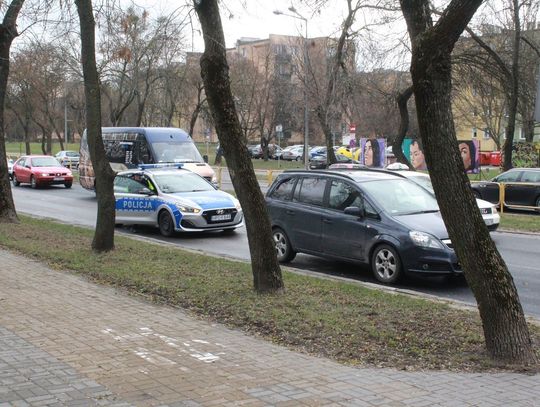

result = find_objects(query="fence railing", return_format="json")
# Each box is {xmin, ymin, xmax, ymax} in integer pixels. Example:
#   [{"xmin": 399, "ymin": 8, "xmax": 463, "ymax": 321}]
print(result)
[{"xmin": 213, "ymin": 167, "xmax": 283, "ymax": 190}]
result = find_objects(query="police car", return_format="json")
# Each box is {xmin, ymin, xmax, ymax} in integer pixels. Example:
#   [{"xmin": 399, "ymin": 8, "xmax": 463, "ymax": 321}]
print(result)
[{"xmin": 114, "ymin": 165, "xmax": 243, "ymax": 236}]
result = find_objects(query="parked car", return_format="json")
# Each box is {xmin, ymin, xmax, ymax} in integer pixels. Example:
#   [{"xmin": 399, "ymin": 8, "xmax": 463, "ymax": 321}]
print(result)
[
  {"xmin": 246, "ymin": 144, "xmax": 259, "ymax": 158},
  {"xmin": 55, "ymin": 150, "xmax": 80, "ymax": 169},
  {"xmin": 308, "ymin": 146, "xmax": 328, "ymax": 159},
  {"xmin": 281, "ymin": 146, "xmax": 304, "ymax": 161},
  {"xmin": 266, "ymin": 169, "xmax": 461, "ymax": 284},
  {"xmin": 7, "ymin": 158, "xmax": 13, "ymax": 180},
  {"xmin": 271, "ymin": 145, "xmax": 284, "ymax": 160},
  {"xmin": 385, "ymin": 170, "xmax": 500, "ymax": 230},
  {"xmin": 309, "ymin": 153, "xmax": 358, "ymax": 169},
  {"xmin": 335, "ymin": 146, "xmax": 353, "ymax": 159},
  {"xmin": 12, "ymin": 155, "xmax": 74, "ymax": 189},
  {"xmin": 470, "ymin": 168, "xmax": 540, "ymax": 211},
  {"xmin": 114, "ymin": 165, "xmax": 243, "ymax": 236},
  {"xmin": 250, "ymin": 144, "xmax": 280, "ymax": 159}
]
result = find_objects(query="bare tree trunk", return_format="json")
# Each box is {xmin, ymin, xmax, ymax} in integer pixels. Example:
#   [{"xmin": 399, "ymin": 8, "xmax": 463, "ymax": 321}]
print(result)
[
  {"xmin": 189, "ymin": 85, "xmax": 205, "ymax": 136},
  {"xmin": 502, "ymin": 0, "xmax": 521, "ymax": 171},
  {"xmin": 0, "ymin": 0, "xmax": 24, "ymax": 223},
  {"xmin": 401, "ymin": 0, "xmax": 536, "ymax": 365},
  {"xmin": 523, "ymin": 118, "xmax": 535, "ymax": 142},
  {"xmin": 76, "ymin": 0, "xmax": 116, "ymax": 252},
  {"xmin": 394, "ymin": 86, "xmax": 414, "ymax": 169},
  {"xmin": 194, "ymin": 0, "xmax": 284, "ymax": 294},
  {"xmin": 313, "ymin": 0, "xmax": 357, "ymax": 165}
]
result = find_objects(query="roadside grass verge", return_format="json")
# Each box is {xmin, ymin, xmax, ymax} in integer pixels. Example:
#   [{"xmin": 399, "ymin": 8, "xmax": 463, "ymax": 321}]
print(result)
[
  {"xmin": 1, "ymin": 216, "xmax": 539, "ymax": 372},
  {"xmin": 500, "ymin": 212, "xmax": 540, "ymax": 233}
]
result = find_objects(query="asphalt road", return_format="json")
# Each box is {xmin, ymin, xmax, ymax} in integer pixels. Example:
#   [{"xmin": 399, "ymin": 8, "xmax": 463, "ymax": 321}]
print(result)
[{"xmin": 10, "ymin": 183, "xmax": 540, "ymax": 318}]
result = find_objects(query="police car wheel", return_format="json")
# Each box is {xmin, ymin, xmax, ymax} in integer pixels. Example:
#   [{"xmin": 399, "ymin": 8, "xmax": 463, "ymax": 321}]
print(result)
[{"xmin": 158, "ymin": 211, "xmax": 175, "ymax": 237}]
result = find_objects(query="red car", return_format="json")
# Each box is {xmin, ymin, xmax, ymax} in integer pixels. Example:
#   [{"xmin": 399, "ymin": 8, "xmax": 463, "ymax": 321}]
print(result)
[{"xmin": 12, "ymin": 155, "xmax": 74, "ymax": 189}]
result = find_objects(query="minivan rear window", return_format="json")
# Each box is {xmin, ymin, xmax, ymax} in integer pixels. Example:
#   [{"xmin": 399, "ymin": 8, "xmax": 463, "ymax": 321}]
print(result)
[{"xmin": 270, "ymin": 177, "xmax": 297, "ymax": 201}]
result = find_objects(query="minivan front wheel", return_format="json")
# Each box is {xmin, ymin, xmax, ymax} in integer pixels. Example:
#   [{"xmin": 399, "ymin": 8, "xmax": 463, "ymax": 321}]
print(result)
[
  {"xmin": 371, "ymin": 244, "xmax": 402, "ymax": 284},
  {"xmin": 273, "ymin": 228, "xmax": 296, "ymax": 262}
]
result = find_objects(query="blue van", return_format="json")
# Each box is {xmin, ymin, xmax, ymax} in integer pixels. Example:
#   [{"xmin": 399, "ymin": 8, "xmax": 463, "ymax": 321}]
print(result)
[{"xmin": 266, "ymin": 169, "xmax": 461, "ymax": 284}]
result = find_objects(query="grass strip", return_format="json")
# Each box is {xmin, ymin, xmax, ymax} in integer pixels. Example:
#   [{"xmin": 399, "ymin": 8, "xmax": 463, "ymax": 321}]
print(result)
[
  {"xmin": 500, "ymin": 212, "xmax": 540, "ymax": 233},
  {"xmin": 0, "ymin": 216, "xmax": 538, "ymax": 372}
]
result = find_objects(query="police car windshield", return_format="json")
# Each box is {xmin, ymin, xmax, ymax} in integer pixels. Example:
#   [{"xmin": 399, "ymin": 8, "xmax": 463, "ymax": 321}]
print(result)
[
  {"xmin": 153, "ymin": 172, "xmax": 214, "ymax": 193},
  {"xmin": 153, "ymin": 142, "xmax": 204, "ymax": 163}
]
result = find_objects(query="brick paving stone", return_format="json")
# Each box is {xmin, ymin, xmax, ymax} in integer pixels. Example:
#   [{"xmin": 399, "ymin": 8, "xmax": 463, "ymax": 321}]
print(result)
[{"xmin": 1, "ymin": 249, "xmax": 539, "ymax": 406}]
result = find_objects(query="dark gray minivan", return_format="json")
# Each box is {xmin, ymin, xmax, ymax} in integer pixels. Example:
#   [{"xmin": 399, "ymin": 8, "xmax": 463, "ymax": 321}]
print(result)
[{"xmin": 265, "ymin": 169, "xmax": 461, "ymax": 283}]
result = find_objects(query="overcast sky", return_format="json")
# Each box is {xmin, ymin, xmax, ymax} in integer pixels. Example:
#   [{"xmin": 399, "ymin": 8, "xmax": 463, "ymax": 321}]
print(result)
[{"xmin": 135, "ymin": 0, "xmax": 348, "ymax": 51}]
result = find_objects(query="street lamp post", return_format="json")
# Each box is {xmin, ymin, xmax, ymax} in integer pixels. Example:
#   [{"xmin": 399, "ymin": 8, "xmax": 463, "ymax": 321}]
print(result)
[{"xmin": 274, "ymin": 7, "xmax": 309, "ymax": 169}]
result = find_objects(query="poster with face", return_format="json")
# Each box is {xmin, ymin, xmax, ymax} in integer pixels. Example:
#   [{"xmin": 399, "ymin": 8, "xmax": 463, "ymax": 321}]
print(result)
[
  {"xmin": 360, "ymin": 138, "xmax": 385, "ymax": 168},
  {"xmin": 402, "ymin": 138, "xmax": 479, "ymax": 173},
  {"xmin": 404, "ymin": 138, "xmax": 428, "ymax": 171},
  {"xmin": 458, "ymin": 139, "xmax": 479, "ymax": 173}
]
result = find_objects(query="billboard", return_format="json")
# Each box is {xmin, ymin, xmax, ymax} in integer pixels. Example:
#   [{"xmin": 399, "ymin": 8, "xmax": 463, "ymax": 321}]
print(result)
[
  {"xmin": 402, "ymin": 138, "xmax": 480, "ymax": 173},
  {"xmin": 359, "ymin": 138, "xmax": 385, "ymax": 168}
]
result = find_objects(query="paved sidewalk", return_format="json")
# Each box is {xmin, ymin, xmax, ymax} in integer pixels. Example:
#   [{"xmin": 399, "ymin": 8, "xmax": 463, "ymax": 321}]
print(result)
[{"xmin": 0, "ymin": 250, "xmax": 538, "ymax": 407}]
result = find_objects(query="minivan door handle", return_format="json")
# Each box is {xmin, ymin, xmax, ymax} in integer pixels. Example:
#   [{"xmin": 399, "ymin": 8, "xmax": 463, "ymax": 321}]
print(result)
[
  {"xmin": 323, "ymin": 218, "xmax": 332, "ymax": 224},
  {"xmin": 286, "ymin": 210, "xmax": 295, "ymax": 216}
]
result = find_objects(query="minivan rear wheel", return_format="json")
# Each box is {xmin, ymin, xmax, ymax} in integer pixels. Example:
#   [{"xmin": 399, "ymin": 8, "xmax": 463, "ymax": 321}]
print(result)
[
  {"xmin": 371, "ymin": 244, "xmax": 402, "ymax": 284},
  {"xmin": 273, "ymin": 228, "xmax": 296, "ymax": 262}
]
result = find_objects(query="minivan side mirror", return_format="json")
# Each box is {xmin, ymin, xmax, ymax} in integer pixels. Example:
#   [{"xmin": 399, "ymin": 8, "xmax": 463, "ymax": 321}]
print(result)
[{"xmin": 344, "ymin": 206, "xmax": 366, "ymax": 218}]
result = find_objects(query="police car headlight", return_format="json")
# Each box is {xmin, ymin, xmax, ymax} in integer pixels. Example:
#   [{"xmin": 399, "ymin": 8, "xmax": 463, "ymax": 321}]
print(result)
[
  {"xmin": 233, "ymin": 198, "xmax": 241, "ymax": 211},
  {"xmin": 176, "ymin": 203, "xmax": 201, "ymax": 213}
]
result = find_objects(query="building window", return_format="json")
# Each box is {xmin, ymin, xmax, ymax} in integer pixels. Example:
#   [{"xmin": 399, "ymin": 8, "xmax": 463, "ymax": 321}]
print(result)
[
  {"xmin": 472, "ymin": 127, "xmax": 477, "ymax": 138},
  {"xmin": 519, "ymin": 128, "xmax": 525, "ymax": 140},
  {"xmin": 483, "ymin": 128, "xmax": 491, "ymax": 140}
]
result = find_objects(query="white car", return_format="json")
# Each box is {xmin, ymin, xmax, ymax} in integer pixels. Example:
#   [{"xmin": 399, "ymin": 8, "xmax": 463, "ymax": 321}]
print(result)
[
  {"xmin": 387, "ymin": 170, "xmax": 499, "ymax": 231},
  {"xmin": 281, "ymin": 146, "xmax": 304, "ymax": 161},
  {"xmin": 7, "ymin": 158, "xmax": 14, "ymax": 179}
]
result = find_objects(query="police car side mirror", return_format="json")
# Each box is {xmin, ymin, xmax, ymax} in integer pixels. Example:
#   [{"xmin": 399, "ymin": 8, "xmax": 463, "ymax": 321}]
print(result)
[{"xmin": 140, "ymin": 187, "xmax": 154, "ymax": 195}]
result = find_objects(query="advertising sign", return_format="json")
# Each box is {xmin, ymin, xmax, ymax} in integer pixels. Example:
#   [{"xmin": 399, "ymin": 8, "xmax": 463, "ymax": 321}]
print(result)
[{"xmin": 359, "ymin": 138, "xmax": 385, "ymax": 168}]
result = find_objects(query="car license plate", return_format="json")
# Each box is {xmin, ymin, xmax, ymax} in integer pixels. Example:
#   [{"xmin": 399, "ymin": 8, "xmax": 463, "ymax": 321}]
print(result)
[
  {"xmin": 484, "ymin": 219, "xmax": 494, "ymax": 225},
  {"xmin": 211, "ymin": 214, "xmax": 231, "ymax": 221},
  {"xmin": 53, "ymin": 177, "xmax": 64, "ymax": 181}
]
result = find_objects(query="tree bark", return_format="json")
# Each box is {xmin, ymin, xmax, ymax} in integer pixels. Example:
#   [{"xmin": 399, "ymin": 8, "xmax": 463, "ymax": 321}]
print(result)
[
  {"xmin": 194, "ymin": 0, "xmax": 284, "ymax": 294},
  {"xmin": 76, "ymin": 0, "xmax": 116, "ymax": 252},
  {"xmin": 394, "ymin": 85, "xmax": 414, "ymax": 169},
  {"xmin": 401, "ymin": 0, "xmax": 536, "ymax": 365},
  {"xmin": 0, "ymin": 0, "xmax": 24, "ymax": 224}
]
